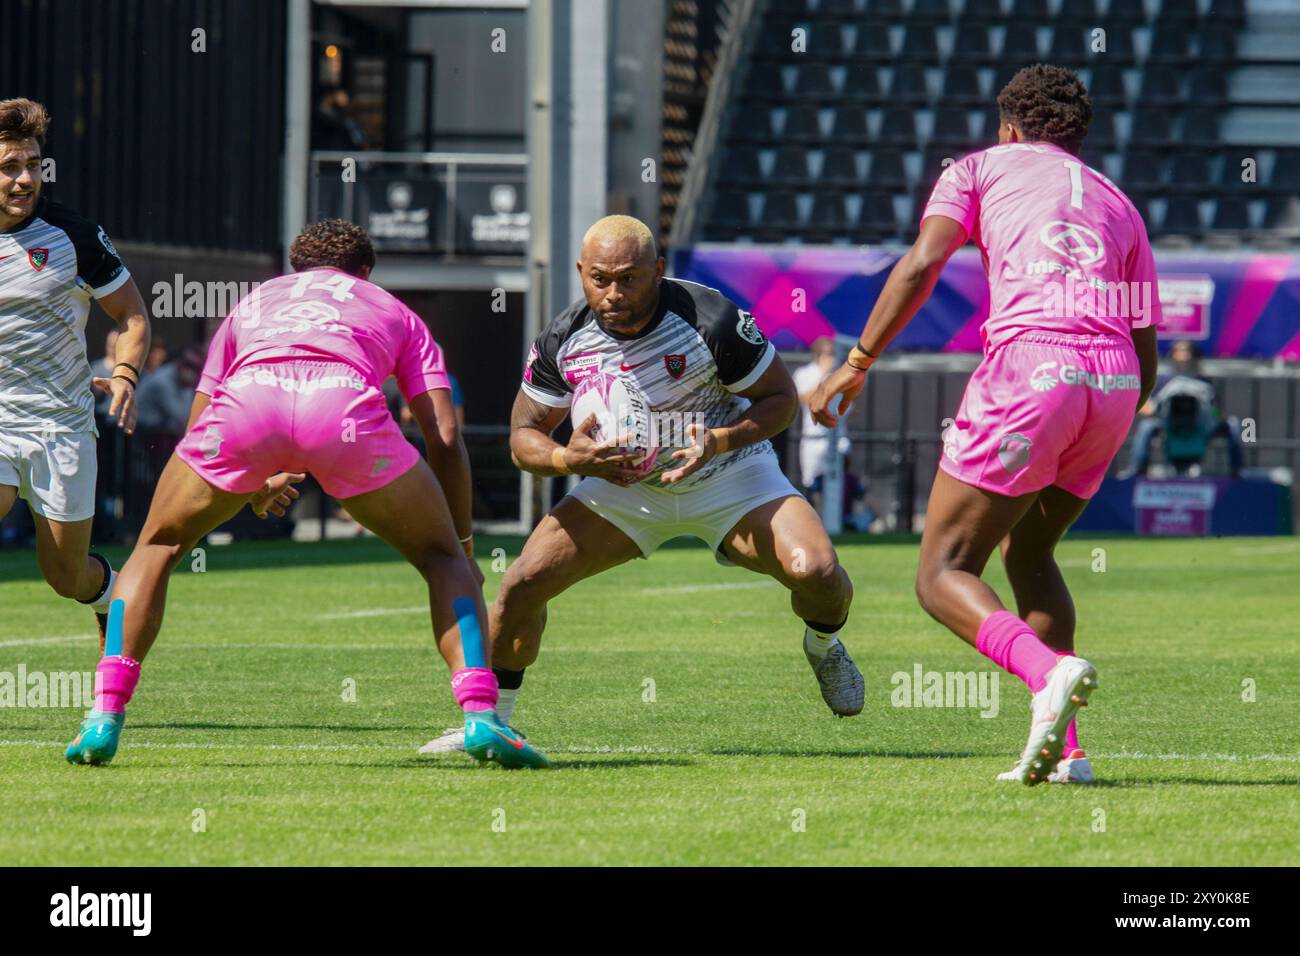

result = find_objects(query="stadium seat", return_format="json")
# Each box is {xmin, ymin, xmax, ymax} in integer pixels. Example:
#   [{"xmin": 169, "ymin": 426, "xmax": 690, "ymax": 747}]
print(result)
[
  {"xmin": 811, "ymin": 23, "xmax": 848, "ymax": 57},
  {"xmin": 773, "ymin": 146, "xmax": 812, "ymax": 184},
  {"xmin": 951, "ymin": 25, "xmax": 993, "ymax": 63},
  {"xmin": 758, "ymin": 20, "xmax": 800, "ymax": 57},
  {"xmin": 744, "ymin": 63, "xmax": 786, "ymax": 101},
  {"xmin": 712, "ymin": 190, "xmax": 753, "ymax": 229},
  {"xmin": 1169, "ymin": 152, "xmax": 1213, "ymax": 193},
  {"xmin": 909, "ymin": 0, "xmax": 951, "ymax": 22},
  {"xmin": 1138, "ymin": 66, "xmax": 1183, "ymax": 106},
  {"xmin": 1206, "ymin": 0, "xmax": 1246, "ymax": 28},
  {"xmin": 1047, "ymin": 26, "xmax": 1088, "ymax": 66},
  {"xmin": 1149, "ymin": 26, "xmax": 1194, "ymax": 65},
  {"xmin": 794, "ymin": 63, "xmax": 835, "ymax": 98},
  {"xmin": 761, "ymin": 191, "xmax": 801, "ymax": 230},
  {"xmin": 900, "ymin": 24, "xmax": 940, "ymax": 61},
  {"xmin": 1002, "ymin": 24, "xmax": 1041, "ymax": 60},
  {"xmin": 1101, "ymin": 4, "xmax": 1145, "ymax": 28},
  {"xmin": 821, "ymin": 147, "xmax": 863, "ymax": 184},
  {"xmin": 878, "ymin": 107, "xmax": 918, "ymax": 144},
  {"xmin": 1269, "ymin": 149, "xmax": 1300, "ymax": 189},
  {"xmin": 931, "ymin": 107, "xmax": 972, "ymax": 146},
  {"xmin": 1086, "ymin": 109, "xmax": 1118, "ymax": 149},
  {"xmin": 769, "ymin": 0, "xmax": 813, "ymax": 15},
  {"xmin": 1188, "ymin": 69, "xmax": 1228, "ymax": 107},
  {"xmin": 1091, "ymin": 26, "xmax": 1135, "ymax": 65},
  {"xmin": 726, "ymin": 149, "xmax": 765, "ymax": 185},
  {"xmin": 1162, "ymin": 196, "xmax": 1204, "ymax": 236},
  {"xmin": 842, "ymin": 64, "xmax": 883, "ymax": 102},
  {"xmin": 1215, "ymin": 150, "xmax": 1258, "ymax": 192},
  {"xmin": 887, "ymin": 64, "xmax": 931, "ymax": 104},
  {"xmin": 1124, "ymin": 150, "xmax": 1167, "ymax": 193},
  {"xmin": 1262, "ymin": 196, "xmax": 1300, "ymax": 233},
  {"xmin": 1126, "ymin": 191, "xmax": 1153, "ymax": 228},
  {"xmin": 1198, "ymin": 29, "xmax": 1237, "ymax": 63},
  {"xmin": 1128, "ymin": 108, "xmax": 1171, "ymax": 146},
  {"xmin": 941, "ymin": 64, "xmax": 985, "ymax": 105},
  {"xmin": 829, "ymin": 107, "xmax": 870, "ymax": 144},
  {"xmin": 782, "ymin": 106, "xmax": 823, "ymax": 142},
  {"xmin": 867, "ymin": 148, "xmax": 909, "ymax": 188},
  {"xmin": 1088, "ymin": 67, "xmax": 1128, "ymax": 108},
  {"xmin": 1154, "ymin": 0, "xmax": 1201, "ymax": 27},
  {"xmin": 810, "ymin": 192, "xmax": 849, "ymax": 234},
  {"xmin": 957, "ymin": 0, "xmax": 1006, "ymax": 24},
  {"xmin": 731, "ymin": 104, "xmax": 773, "ymax": 142},
  {"xmin": 821, "ymin": 0, "xmax": 861, "ymax": 15},
  {"xmin": 1182, "ymin": 109, "xmax": 1220, "ymax": 147},
  {"xmin": 1010, "ymin": 0, "xmax": 1049, "ymax": 19},
  {"xmin": 864, "ymin": 0, "xmax": 904, "ymax": 19},
  {"xmin": 853, "ymin": 24, "xmax": 894, "ymax": 58},
  {"xmin": 856, "ymin": 191, "xmax": 899, "ymax": 239},
  {"xmin": 1052, "ymin": 0, "xmax": 1099, "ymax": 25},
  {"xmin": 1211, "ymin": 196, "xmax": 1252, "ymax": 231},
  {"xmin": 922, "ymin": 146, "xmax": 959, "ymax": 187}
]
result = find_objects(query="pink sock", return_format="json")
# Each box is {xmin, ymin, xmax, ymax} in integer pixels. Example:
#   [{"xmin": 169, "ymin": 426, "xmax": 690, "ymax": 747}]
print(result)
[
  {"xmin": 1055, "ymin": 650, "xmax": 1082, "ymax": 752},
  {"xmin": 450, "ymin": 667, "xmax": 498, "ymax": 715},
  {"xmin": 975, "ymin": 611, "xmax": 1059, "ymax": 693},
  {"xmin": 94, "ymin": 656, "xmax": 141, "ymax": 713}
]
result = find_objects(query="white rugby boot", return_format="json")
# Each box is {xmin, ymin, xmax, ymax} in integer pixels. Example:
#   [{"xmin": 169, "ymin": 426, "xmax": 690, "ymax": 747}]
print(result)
[
  {"xmin": 805, "ymin": 640, "xmax": 865, "ymax": 716},
  {"xmin": 1048, "ymin": 749, "xmax": 1095, "ymax": 784},
  {"xmin": 418, "ymin": 726, "xmax": 466, "ymax": 754},
  {"xmin": 998, "ymin": 655, "xmax": 1098, "ymax": 786}
]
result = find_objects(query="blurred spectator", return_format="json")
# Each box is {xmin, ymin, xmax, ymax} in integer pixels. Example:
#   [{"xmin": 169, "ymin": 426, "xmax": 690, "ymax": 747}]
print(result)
[
  {"xmin": 1122, "ymin": 340, "xmax": 1244, "ymax": 478},
  {"xmin": 145, "ymin": 335, "xmax": 169, "ymax": 374},
  {"xmin": 92, "ymin": 329, "xmax": 119, "ymax": 418},
  {"xmin": 313, "ymin": 85, "xmax": 366, "ymax": 151},
  {"xmin": 135, "ymin": 345, "xmax": 205, "ymax": 436},
  {"xmin": 792, "ymin": 337, "xmax": 837, "ymax": 489}
]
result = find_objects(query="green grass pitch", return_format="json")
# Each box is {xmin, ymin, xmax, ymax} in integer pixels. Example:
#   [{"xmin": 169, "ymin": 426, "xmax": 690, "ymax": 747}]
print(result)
[{"xmin": 1, "ymin": 533, "xmax": 1296, "ymax": 866}]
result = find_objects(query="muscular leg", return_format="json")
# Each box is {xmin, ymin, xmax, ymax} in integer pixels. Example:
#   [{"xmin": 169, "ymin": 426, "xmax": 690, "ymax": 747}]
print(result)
[
  {"xmin": 340, "ymin": 460, "xmax": 487, "ymax": 673},
  {"xmin": 31, "ymin": 514, "xmax": 105, "ymax": 603},
  {"xmin": 112, "ymin": 456, "xmax": 249, "ymax": 661},
  {"xmin": 998, "ymin": 484, "xmax": 1088, "ymax": 653},
  {"xmin": 720, "ymin": 494, "xmax": 852, "ymax": 625},
  {"xmin": 490, "ymin": 495, "xmax": 642, "ymax": 671},
  {"xmin": 915, "ymin": 469, "xmax": 1039, "ymax": 647},
  {"xmin": 0, "ymin": 483, "xmax": 15, "ymax": 521}
]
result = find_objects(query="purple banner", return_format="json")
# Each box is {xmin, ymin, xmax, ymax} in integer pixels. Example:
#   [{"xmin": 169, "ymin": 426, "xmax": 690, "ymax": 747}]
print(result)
[{"xmin": 672, "ymin": 246, "xmax": 1300, "ymax": 358}]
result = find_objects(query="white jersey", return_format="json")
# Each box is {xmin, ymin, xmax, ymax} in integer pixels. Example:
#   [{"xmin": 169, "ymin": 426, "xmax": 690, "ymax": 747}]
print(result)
[{"xmin": 0, "ymin": 197, "xmax": 130, "ymax": 435}]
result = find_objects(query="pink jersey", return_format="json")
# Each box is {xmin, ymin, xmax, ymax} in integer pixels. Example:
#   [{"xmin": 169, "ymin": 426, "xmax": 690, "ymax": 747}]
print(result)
[
  {"xmin": 197, "ymin": 268, "xmax": 450, "ymax": 400},
  {"xmin": 923, "ymin": 142, "xmax": 1162, "ymax": 354}
]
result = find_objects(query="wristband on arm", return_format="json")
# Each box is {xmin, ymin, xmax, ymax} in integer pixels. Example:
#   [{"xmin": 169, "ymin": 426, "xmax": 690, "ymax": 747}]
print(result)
[
  {"xmin": 551, "ymin": 446, "xmax": 571, "ymax": 475},
  {"xmin": 847, "ymin": 345, "xmax": 877, "ymax": 371}
]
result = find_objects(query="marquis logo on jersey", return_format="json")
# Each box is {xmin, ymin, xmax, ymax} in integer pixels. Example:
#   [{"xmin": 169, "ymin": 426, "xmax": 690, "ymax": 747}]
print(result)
[
  {"xmin": 1039, "ymin": 221, "xmax": 1104, "ymax": 266},
  {"xmin": 28, "ymin": 248, "xmax": 48, "ymax": 270},
  {"xmin": 997, "ymin": 433, "xmax": 1033, "ymax": 472},
  {"xmin": 736, "ymin": 310, "xmax": 765, "ymax": 346},
  {"xmin": 1030, "ymin": 361, "xmax": 1059, "ymax": 392}
]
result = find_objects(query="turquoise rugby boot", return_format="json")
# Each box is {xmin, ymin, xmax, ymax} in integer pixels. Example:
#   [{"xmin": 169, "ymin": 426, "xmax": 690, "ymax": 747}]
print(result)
[
  {"xmin": 463, "ymin": 711, "xmax": 550, "ymax": 769},
  {"xmin": 65, "ymin": 710, "xmax": 125, "ymax": 766}
]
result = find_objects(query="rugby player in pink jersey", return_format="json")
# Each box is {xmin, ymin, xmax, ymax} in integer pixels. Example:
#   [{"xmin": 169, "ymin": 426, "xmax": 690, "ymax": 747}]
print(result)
[
  {"xmin": 812, "ymin": 65, "xmax": 1161, "ymax": 785},
  {"xmin": 65, "ymin": 220, "xmax": 547, "ymax": 769}
]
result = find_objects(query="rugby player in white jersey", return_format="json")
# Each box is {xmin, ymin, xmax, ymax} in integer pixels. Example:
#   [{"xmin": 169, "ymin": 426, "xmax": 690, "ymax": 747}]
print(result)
[
  {"xmin": 0, "ymin": 99, "xmax": 150, "ymax": 646},
  {"xmin": 422, "ymin": 215, "xmax": 862, "ymax": 754}
]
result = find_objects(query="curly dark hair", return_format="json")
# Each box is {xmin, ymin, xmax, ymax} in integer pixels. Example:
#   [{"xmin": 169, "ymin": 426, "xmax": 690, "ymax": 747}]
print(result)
[
  {"xmin": 289, "ymin": 219, "xmax": 376, "ymax": 276},
  {"xmin": 0, "ymin": 98, "xmax": 50, "ymax": 146},
  {"xmin": 996, "ymin": 64, "xmax": 1092, "ymax": 155}
]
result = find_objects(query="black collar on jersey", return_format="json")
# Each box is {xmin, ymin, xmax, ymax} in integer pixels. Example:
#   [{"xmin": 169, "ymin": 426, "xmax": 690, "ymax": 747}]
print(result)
[
  {"xmin": 592, "ymin": 280, "xmax": 672, "ymax": 341},
  {"xmin": 1, "ymin": 194, "xmax": 46, "ymax": 234}
]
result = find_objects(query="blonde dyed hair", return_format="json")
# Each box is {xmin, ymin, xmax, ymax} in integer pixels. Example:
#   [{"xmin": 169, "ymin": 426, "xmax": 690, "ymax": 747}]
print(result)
[{"xmin": 581, "ymin": 215, "xmax": 658, "ymax": 261}]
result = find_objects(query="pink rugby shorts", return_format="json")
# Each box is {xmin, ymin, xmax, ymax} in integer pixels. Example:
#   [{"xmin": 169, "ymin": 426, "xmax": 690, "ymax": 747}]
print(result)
[
  {"xmin": 940, "ymin": 331, "xmax": 1142, "ymax": 499},
  {"xmin": 175, "ymin": 360, "xmax": 420, "ymax": 500}
]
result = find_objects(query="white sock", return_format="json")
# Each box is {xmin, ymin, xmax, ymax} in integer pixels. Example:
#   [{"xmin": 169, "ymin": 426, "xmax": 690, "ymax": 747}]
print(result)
[
  {"xmin": 496, "ymin": 688, "xmax": 520, "ymax": 724},
  {"xmin": 803, "ymin": 626, "xmax": 839, "ymax": 661},
  {"xmin": 91, "ymin": 569, "xmax": 117, "ymax": 615}
]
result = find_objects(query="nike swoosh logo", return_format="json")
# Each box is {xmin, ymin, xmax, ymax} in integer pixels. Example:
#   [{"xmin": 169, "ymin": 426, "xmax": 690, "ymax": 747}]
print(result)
[
  {"xmin": 490, "ymin": 726, "xmax": 526, "ymax": 750},
  {"xmin": 620, "ymin": 362, "xmax": 644, "ymax": 371}
]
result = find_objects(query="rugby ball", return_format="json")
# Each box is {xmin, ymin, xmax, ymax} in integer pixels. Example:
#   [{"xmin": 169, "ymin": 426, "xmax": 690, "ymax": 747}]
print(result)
[{"xmin": 570, "ymin": 371, "xmax": 659, "ymax": 476}]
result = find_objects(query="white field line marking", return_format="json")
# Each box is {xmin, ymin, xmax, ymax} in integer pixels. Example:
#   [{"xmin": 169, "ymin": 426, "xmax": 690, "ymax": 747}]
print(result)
[
  {"xmin": 317, "ymin": 606, "xmax": 426, "ymax": 620},
  {"xmin": 1231, "ymin": 541, "xmax": 1300, "ymax": 555},
  {"xmin": 635, "ymin": 581, "xmax": 776, "ymax": 596},
  {"xmin": 1, "ymin": 738, "xmax": 1296, "ymax": 763},
  {"xmin": 0, "ymin": 634, "xmax": 94, "ymax": 648}
]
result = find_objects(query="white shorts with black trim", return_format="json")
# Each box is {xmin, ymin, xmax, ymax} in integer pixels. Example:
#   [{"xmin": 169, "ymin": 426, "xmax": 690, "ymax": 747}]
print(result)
[
  {"xmin": 0, "ymin": 428, "xmax": 98, "ymax": 522},
  {"xmin": 568, "ymin": 451, "xmax": 800, "ymax": 563}
]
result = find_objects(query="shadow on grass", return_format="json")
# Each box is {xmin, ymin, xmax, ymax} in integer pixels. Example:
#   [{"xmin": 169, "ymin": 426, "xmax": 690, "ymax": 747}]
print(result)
[
  {"xmin": 709, "ymin": 748, "xmax": 983, "ymax": 759},
  {"xmin": 128, "ymin": 722, "xmax": 424, "ymax": 733},
  {"xmin": 1086, "ymin": 777, "xmax": 1300, "ymax": 789}
]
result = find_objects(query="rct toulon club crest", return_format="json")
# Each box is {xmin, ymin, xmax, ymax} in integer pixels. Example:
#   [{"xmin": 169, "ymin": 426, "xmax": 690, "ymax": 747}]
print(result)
[
  {"xmin": 28, "ymin": 248, "xmax": 48, "ymax": 270},
  {"xmin": 664, "ymin": 354, "xmax": 686, "ymax": 379}
]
